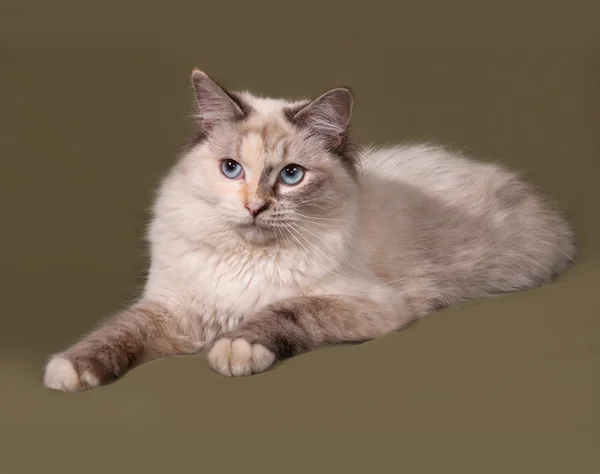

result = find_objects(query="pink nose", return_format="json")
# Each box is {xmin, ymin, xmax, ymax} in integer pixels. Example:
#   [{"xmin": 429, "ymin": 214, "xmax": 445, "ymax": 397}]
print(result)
[{"xmin": 245, "ymin": 201, "xmax": 269, "ymax": 217}]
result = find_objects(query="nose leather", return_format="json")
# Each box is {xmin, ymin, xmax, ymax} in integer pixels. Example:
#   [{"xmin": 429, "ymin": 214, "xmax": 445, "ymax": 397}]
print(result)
[{"xmin": 245, "ymin": 201, "xmax": 269, "ymax": 217}]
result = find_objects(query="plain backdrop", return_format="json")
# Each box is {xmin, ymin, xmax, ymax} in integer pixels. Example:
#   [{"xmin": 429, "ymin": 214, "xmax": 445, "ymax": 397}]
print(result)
[{"xmin": 1, "ymin": 1, "xmax": 599, "ymax": 473}]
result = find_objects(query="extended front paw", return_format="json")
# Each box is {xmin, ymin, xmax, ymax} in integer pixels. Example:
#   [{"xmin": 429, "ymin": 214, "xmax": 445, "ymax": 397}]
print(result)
[
  {"xmin": 43, "ymin": 355, "xmax": 104, "ymax": 392},
  {"xmin": 207, "ymin": 338, "xmax": 276, "ymax": 377}
]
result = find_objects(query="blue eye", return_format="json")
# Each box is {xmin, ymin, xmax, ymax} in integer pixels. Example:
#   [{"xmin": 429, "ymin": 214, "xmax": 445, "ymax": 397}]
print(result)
[
  {"xmin": 280, "ymin": 164, "xmax": 305, "ymax": 185},
  {"xmin": 221, "ymin": 159, "xmax": 243, "ymax": 179}
]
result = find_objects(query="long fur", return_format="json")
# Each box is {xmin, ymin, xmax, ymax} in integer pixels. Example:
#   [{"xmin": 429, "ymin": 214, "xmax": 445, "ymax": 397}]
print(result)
[{"xmin": 43, "ymin": 73, "xmax": 575, "ymax": 391}]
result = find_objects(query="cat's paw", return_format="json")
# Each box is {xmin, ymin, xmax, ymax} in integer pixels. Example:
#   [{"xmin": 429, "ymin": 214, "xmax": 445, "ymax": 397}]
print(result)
[
  {"xmin": 207, "ymin": 338, "xmax": 276, "ymax": 377},
  {"xmin": 43, "ymin": 355, "xmax": 101, "ymax": 393}
]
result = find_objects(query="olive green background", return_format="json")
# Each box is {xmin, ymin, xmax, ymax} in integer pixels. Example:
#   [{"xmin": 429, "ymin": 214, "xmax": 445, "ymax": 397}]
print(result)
[{"xmin": 1, "ymin": 1, "xmax": 599, "ymax": 473}]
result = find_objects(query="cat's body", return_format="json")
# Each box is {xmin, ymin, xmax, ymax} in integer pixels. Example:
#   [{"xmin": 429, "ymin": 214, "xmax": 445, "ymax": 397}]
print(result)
[
  {"xmin": 147, "ymin": 143, "xmax": 573, "ymax": 339},
  {"xmin": 43, "ymin": 71, "xmax": 575, "ymax": 392},
  {"xmin": 359, "ymin": 145, "xmax": 574, "ymax": 313}
]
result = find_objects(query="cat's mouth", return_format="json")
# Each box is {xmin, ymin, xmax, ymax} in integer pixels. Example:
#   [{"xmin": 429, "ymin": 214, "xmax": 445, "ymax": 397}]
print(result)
[
  {"xmin": 233, "ymin": 218, "xmax": 278, "ymax": 245},
  {"xmin": 238, "ymin": 218, "xmax": 269, "ymax": 228}
]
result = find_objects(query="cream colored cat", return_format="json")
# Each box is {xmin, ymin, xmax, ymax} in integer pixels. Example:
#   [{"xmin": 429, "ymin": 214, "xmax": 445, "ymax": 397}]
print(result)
[{"xmin": 43, "ymin": 69, "xmax": 575, "ymax": 392}]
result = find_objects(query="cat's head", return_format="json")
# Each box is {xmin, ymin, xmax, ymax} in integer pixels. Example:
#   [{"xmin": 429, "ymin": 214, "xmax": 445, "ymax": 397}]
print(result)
[{"xmin": 169, "ymin": 69, "xmax": 360, "ymax": 247}]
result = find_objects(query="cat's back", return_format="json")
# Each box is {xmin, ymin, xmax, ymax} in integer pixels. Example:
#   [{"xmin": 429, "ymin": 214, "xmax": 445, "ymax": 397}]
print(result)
[
  {"xmin": 359, "ymin": 144, "xmax": 513, "ymax": 213},
  {"xmin": 358, "ymin": 143, "xmax": 575, "ymax": 314}
]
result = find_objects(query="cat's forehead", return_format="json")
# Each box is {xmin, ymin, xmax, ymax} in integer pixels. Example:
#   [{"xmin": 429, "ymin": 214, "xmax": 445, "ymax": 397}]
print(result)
[
  {"xmin": 235, "ymin": 94, "xmax": 305, "ymax": 169},
  {"xmin": 206, "ymin": 93, "xmax": 317, "ymax": 171},
  {"xmin": 237, "ymin": 130, "xmax": 283, "ymax": 170},
  {"xmin": 236, "ymin": 92, "xmax": 307, "ymax": 116}
]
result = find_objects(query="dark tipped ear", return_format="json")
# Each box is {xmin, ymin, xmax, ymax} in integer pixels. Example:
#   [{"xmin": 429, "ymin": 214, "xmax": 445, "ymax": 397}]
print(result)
[
  {"xmin": 288, "ymin": 88, "xmax": 353, "ymax": 149},
  {"xmin": 190, "ymin": 69, "xmax": 247, "ymax": 132}
]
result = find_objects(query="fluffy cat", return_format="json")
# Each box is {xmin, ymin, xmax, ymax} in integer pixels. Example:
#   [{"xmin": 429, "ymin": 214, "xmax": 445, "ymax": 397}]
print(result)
[{"xmin": 43, "ymin": 69, "xmax": 576, "ymax": 392}]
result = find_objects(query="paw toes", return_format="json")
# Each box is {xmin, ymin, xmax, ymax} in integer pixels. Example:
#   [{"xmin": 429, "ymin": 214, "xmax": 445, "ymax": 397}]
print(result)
[
  {"xmin": 208, "ymin": 338, "xmax": 276, "ymax": 377},
  {"xmin": 230, "ymin": 339, "xmax": 253, "ymax": 376},
  {"xmin": 208, "ymin": 338, "xmax": 233, "ymax": 376},
  {"xmin": 251, "ymin": 343, "xmax": 276, "ymax": 373},
  {"xmin": 80, "ymin": 369, "xmax": 100, "ymax": 389},
  {"xmin": 43, "ymin": 356, "xmax": 83, "ymax": 392}
]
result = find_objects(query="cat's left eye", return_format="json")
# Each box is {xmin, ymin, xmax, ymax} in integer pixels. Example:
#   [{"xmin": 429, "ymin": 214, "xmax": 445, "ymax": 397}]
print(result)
[{"xmin": 279, "ymin": 164, "xmax": 305, "ymax": 185}]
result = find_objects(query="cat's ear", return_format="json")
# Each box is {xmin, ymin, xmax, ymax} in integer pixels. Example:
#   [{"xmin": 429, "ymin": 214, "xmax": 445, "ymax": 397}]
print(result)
[
  {"xmin": 190, "ymin": 69, "xmax": 247, "ymax": 132},
  {"xmin": 288, "ymin": 88, "xmax": 353, "ymax": 149}
]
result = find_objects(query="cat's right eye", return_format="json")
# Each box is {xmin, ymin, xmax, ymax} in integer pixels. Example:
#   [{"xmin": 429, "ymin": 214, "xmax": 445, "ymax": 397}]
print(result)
[{"xmin": 220, "ymin": 159, "xmax": 244, "ymax": 179}]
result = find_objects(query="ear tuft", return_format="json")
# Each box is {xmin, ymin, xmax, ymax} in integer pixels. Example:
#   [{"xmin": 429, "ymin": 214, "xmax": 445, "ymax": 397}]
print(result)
[{"xmin": 289, "ymin": 88, "xmax": 354, "ymax": 149}]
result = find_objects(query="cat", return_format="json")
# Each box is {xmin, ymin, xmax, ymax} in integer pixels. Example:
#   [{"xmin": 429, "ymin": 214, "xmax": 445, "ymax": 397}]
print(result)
[{"xmin": 43, "ymin": 69, "xmax": 576, "ymax": 392}]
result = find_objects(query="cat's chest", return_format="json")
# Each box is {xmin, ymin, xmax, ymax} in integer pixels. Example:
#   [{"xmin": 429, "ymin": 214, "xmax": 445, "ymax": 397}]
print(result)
[
  {"xmin": 201, "ymin": 248, "xmax": 297, "ymax": 303},
  {"xmin": 163, "ymin": 245, "xmax": 312, "ymax": 332}
]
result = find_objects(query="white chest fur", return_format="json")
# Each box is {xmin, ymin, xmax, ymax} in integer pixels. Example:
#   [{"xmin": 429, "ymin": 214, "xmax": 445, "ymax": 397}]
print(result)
[{"xmin": 144, "ymin": 239, "xmax": 317, "ymax": 340}]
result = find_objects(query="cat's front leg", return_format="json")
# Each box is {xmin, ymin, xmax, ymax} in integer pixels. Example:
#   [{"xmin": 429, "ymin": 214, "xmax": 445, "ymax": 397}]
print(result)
[
  {"xmin": 43, "ymin": 301, "xmax": 201, "ymax": 392},
  {"xmin": 207, "ymin": 293, "xmax": 409, "ymax": 377}
]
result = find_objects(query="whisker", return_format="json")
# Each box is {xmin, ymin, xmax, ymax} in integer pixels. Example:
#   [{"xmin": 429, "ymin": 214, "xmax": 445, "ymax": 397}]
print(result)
[
  {"xmin": 293, "ymin": 220, "xmax": 343, "ymax": 230},
  {"xmin": 289, "ymin": 221, "xmax": 363, "ymax": 275},
  {"xmin": 291, "ymin": 212, "xmax": 345, "ymax": 222},
  {"xmin": 285, "ymin": 222, "xmax": 353, "ymax": 281},
  {"xmin": 289, "ymin": 221, "xmax": 341, "ymax": 258}
]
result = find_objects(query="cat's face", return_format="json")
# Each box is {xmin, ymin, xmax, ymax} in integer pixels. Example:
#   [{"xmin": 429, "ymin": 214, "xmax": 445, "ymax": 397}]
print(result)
[{"xmin": 178, "ymin": 70, "xmax": 359, "ymax": 246}]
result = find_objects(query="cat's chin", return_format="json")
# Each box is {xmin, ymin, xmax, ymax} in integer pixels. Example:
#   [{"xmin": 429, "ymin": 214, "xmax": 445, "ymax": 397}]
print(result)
[{"xmin": 234, "ymin": 222, "xmax": 277, "ymax": 246}]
